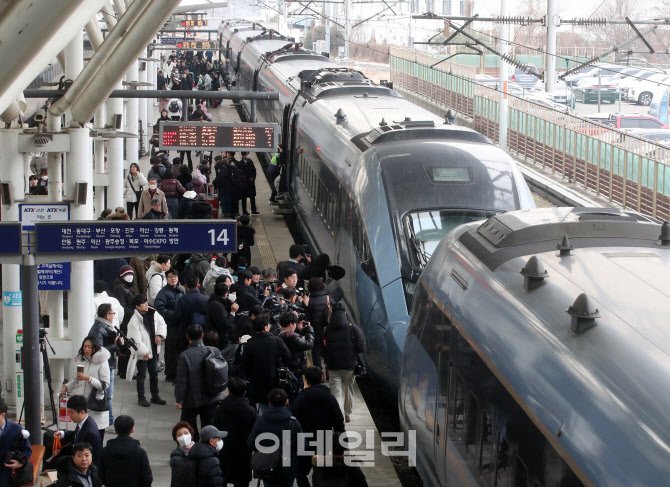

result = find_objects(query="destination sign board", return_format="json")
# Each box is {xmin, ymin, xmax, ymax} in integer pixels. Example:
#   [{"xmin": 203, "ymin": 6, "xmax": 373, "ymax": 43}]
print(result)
[
  {"xmin": 182, "ymin": 20, "xmax": 208, "ymax": 27},
  {"xmin": 177, "ymin": 41, "xmax": 217, "ymax": 50},
  {"xmin": 35, "ymin": 221, "xmax": 237, "ymax": 257},
  {"xmin": 0, "ymin": 223, "xmax": 21, "ymax": 255},
  {"xmin": 159, "ymin": 122, "xmax": 278, "ymax": 152},
  {"xmin": 161, "ymin": 37, "xmax": 196, "ymax": 45}
]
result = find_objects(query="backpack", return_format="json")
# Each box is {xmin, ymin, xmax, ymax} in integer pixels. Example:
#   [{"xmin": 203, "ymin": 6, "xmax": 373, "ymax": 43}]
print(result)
[
  {"xmin": 169, "ymin": 100, "xmax": 180, "ymax": 113},
  {"xmin": 170, "ymin": 454, "xmax": 197, "ymax": 487},
  {"xmin": 203, "ymin": 346, "xmax": 228, "ymax": 395},
  {"xmin": 250, "ymin": 417, "xmax": 299, "ymax": 480}
]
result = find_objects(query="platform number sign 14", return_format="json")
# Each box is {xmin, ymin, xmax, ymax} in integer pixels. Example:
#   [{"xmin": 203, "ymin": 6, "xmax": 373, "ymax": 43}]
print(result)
[{"xmin": 208, "ymin": 229, "xmax": 229, "ymax": 248}]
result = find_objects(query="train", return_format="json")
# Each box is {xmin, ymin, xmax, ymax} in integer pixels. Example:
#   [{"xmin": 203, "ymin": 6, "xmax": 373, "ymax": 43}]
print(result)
[
  {"xmin": 218, "ymin": 20, "xmax": 535, "ymax": 391},
  {"xmin": 400, "ymin": 206, "xmax": 670, "ymax": 486}
]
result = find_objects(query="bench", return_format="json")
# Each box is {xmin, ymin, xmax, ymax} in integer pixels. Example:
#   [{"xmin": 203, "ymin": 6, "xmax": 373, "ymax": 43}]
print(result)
[{"xmin": 24, "ymin": 444, "xmax": 45, "ymax": 487}]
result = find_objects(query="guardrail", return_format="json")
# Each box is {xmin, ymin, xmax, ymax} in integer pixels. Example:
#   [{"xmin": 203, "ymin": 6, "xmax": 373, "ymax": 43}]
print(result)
[{"xmin": 390, "ymin": 49, "xmax": 670, "ymax": 220}]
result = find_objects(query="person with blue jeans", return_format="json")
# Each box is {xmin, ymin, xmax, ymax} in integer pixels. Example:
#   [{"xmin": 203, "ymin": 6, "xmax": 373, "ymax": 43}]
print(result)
[{"xmin": 89, "ymin": 303, "xmax": 124, "ymax": 432}]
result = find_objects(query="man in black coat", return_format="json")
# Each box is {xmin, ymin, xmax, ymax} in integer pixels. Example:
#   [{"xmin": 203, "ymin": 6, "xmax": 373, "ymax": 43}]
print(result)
[
  {"xmin": 324, "ymin": 304, "xmax": 365, "ymax": 423},
  {"xmin": 291, "ymin": 366, "xmax": 345, "ymax": 487},
  {"xmin": 172, "ymin": 274, "xmax": 209, "ymax": 354},
  {"xmin": 214, "ymin": 157, "xmax": 235, "ymax": 218},
  {"xmin": 0, "ymin": 398, "xmax": 32, "ymax": 486},
  {"xmin": 278, "ymin": 244, "xmax": 312, "ymax": 289},
  {"xmin": 188, "ymin": 425, "xmax": 227, "ymax": 487},
  {"xmin": 205, "ymin": 283, "xmax": 237, "ymax": 348},
  {"xmin": 235, "ymin": 270, "xmax": 262, "ymax": 313},
  {"xmin": 212, "ymin": 378, "xmax": 257, "ymax": 487},
  {"xmin": 277, "ymin": 312, "xmax": 314, "ymax": 387},
  {"xmin": 242, "ymin": 315, "xmax": 291, "ymax": 411},
  {"xmin": 99, "ymin": 416, "xmax": 152, "ymax": 487},
  {"xmin": 154, "ymin": 269, "xmax": 185, "ymax": 382},
  {"xmin": 175, "ymin": 325, "xmax": 225, "ymax": 440},
  {"xmin": 236, "ymin": 152, "xmax": 258, "ymax": 215},
  {"xmin": 56, "ymin": 395, "xmax": 102, "ymax": 467},
  {"xmin": 54, "ymin": 443, "xmax": 102, "ymax": 487}
]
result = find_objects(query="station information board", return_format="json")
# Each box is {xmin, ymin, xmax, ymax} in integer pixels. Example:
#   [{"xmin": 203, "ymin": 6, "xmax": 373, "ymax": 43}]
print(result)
[
  {"xmin": 159, "ymin": 122, "xmax": 279, "ymax": 152},
  {"xmin": 182, "ymin": 20, "xmax": 208, "ymax": 27},
  {"xmin": 35, "ymin": 220, "xmax": 237, "ymax": 257},
  {"xmin": 176, "ymin": 41, "xmax": 217, "ymax": 50},
  {"xmin": 161, "ymin": 37, "xmax": 196, "ymax": 45},
  {"xmin": 0, "ymin": 223, "xmax": 21, "ymax": 255}
]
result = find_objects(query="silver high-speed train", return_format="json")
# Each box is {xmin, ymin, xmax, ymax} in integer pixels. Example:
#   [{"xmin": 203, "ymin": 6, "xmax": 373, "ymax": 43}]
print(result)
[
  {"xmin": 401, "ymin": 206, "xmax": 670, "ymax": 486},
  {"xmin": 218, "ymin": 20, "xmax": 535, "ymax": 390}
]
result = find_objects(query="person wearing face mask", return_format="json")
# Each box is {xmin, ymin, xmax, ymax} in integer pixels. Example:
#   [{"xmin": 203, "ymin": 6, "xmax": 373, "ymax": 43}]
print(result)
[
  {"xmin": 39, "ymin": 168, "xmax": 49, "ymax": 187},
  {"xmin": 170, "ymin": 421, "xmax": 196, "ymax": 487},
  {"xmin": 188, "ymin": 425, "xmax": 227, "ymax": 487},
  {"xmin": 137, "ymin": 177, "xmax": 168, "ymax": 220},
  {"xmin": 113, "ymin": 265, "xmax": 136, "ymax": 379}
]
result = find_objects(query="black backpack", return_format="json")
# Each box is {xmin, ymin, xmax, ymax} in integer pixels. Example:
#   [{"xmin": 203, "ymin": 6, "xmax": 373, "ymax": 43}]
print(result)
[
  {"xmin": 203, "ymin": 346, "xmax": 228, "ymax": 395},
  {"xmin": 169, "ymin": 100, "xmax": 180, "ymax": 113},
  {"xmin": 230, "ymin": 164, "xmax": 248, "ymax": 190}
]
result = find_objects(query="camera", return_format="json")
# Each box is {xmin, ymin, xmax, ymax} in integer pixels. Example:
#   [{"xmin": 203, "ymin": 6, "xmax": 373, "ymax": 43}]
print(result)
[
  {"xmin": 34, "ymin": 109, "xmax": 46, "ymax": 123},
  {"xmin": 297, "ymin": 313, "xmax": 306, "ymax": 322}
]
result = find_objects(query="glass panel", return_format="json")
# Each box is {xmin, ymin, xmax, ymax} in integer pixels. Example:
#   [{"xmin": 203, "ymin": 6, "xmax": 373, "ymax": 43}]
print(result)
[{"xmin": 450, "ymin": 375, "xmax": 465, "ymax": 440}]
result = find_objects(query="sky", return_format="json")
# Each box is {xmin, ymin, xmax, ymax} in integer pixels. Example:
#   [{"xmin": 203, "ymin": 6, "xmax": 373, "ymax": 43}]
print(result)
[{"xmin": 477, "ymin": 0, "xmax": 663, "ymax": 19}]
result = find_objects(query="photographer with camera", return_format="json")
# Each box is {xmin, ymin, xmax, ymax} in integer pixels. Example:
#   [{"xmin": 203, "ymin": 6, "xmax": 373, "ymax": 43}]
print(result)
[
  {"xmin": 278, "ymin": 244, "xmax": 312, "ymax": 289},
  {"xmin": 89, "ymin": 304, "xmax": 124, "ymax": 432},
  {"xmin": 280, "ymin": 286, "xmax": 309, "ymax": 312},
  {"xmin": 235, "ymin": 270, "xmax": 263, "ymax": 313},
  {"xmin": 277, "ymin": 312, "xmax": 314, "ymax": 393},
  {"xmin": 0, "ymin": 398, "xmax": 32, "ymax": 487},
  {"xmin": 205, "ymin": 283, "xmax": 238, "ymax": 349}
]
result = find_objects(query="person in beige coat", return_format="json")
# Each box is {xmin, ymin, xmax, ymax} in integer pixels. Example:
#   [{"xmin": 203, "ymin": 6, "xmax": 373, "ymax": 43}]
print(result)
[
  {"xmin": 137, "ymin": 177, "xmax": 168, "ymax": 220},
  {"xmin": 60, "ymin": 337, "xmax": 111, "ymax": 435}
]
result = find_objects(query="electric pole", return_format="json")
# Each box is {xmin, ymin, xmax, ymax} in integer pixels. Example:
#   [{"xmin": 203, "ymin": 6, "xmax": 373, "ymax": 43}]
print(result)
[
  {"xmin": 499, "ymin": 0, "xmax": 509, "ymax": 151},
  {"xmin": 545, "ymin": 0, "xmax": 558, "ymax": 92}
]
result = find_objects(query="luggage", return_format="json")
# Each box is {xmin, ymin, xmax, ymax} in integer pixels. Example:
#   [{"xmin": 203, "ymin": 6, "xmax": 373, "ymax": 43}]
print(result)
[{"xmin": 204, "ymin": 194, "xmax": 219, "ymax": 219}]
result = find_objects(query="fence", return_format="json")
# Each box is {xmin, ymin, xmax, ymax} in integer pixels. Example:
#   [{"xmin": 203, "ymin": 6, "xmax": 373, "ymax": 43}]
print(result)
[{"xmin": 390, "ymin": 47, "xmax": 670, "ymax": 221}]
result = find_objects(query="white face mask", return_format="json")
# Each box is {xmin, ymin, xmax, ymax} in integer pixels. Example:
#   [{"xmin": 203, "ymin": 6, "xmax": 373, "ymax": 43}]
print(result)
[
  {"xmin": 215, "ymin": 439, "xmax": 223, "ymax": 451},
  {"xmin": 228, "ymin": 293, "xmax": 236, "ymax": 303},
  {"xmin": 41, "ymin": 176, "xmax": 48, "ymax": 180},
  {"xmin": 123, "ymin": 275, "xmax": 134, "ymax": 283},
  {"xmin": 177, "ymin": 433, "xmax": 191, "ymax": 447},
  {"xmin": 149, "ymin": 184, "xmax": 157, "ymax": 190}
]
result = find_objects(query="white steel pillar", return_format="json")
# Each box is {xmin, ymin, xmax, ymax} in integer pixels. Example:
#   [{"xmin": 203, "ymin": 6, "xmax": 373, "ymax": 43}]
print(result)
[
  {"xmin": 138, "ymin": 50, "xmax": 148, "ymax": 158},
  {"xmin": 94, "ymin": 107, "xmax": 106, "ymax": 215},
  {"xmin": 64, "ymin": 30, "xmax": 84, "ymax": 128},
  {"xmin": 498, "ymin": 0, "xmax": 510, "ymax": 152},
  {"xmin": 67, "ymin": 128, "xmax": 94, "ymax": 368},
  {"xmin": 107, "ymin": 83, "xmax": 125, "ymax": 210},
  {"xmin": 545, "ymin": 0, "xmax": 558, "ymax": 93},
  {"xmin": 344, "ymin": 0, "xmax": 351, "ymax": 59},
  {"xmin": 126, "ymin": 63, "xmax": 139, "ymax": 169},
  {"xmin": 0, "ymin": 130, "xmax": 24, "ymax": 404}
]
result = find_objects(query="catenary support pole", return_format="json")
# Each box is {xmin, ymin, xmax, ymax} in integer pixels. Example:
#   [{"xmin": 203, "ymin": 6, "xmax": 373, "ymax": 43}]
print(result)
[
  {"xmin": 21, "ymin": 254, "xmax": 41, "ymax": 444},
  {"xmin": 344, "ymin": 0, "xmax": 351, "ymax": 59},
  {"xmin": 138, "ymin": 51, "xmax": 148, "ymax": 158},
  {"xmin": 107, "ymin": 84, "xmax": 125, "ymax": 210},
  {"xmin": 126, "ymin": 62, "xmax": 140, "ymax": 168},
  {"xmin": 499, "ymin": 0, "xmax": 509, "ymax": 152},
  {"xmin": 545, "ymin": 0, "xmax": 557, "ymax": 93}
]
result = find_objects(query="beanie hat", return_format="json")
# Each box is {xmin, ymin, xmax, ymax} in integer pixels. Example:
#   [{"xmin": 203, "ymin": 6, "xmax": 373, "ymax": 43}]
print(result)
[{"xmin": 119, "ymin": 265, "xmax": 134, "ymax": 278}]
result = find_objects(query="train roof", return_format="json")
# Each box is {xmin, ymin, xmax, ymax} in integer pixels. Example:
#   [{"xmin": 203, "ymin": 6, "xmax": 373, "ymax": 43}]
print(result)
[{"xmin": 424, "ymin": 207, "xmax": 670, "ymax": 486}]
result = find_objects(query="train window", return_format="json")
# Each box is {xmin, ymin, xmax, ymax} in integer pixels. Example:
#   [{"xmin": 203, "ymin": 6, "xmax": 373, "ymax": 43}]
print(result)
[
  {"xmin": 514, "ymin": 457, "xmax": 529, "ymax": 487},
  {"xmin": 495, "ymin": 438, "xmax": 511, "ymax": 486},
  {"xmin": 407, "ymin": 284, "xmax": 428, "ymax": 336},
  {"xmin": 418, "ymin": 300, "xmax": 441, "ymax": 367},
  {"xmin": 450, "ymin": 375, "xmax": 465, "ymax": 440},
  {"xmin": 479, "ymin": 411, "xmax": 494, "ymax": 483},
  {"xmin": 465, "ymin": 392, "xmax": 479, "ymax": 455}
]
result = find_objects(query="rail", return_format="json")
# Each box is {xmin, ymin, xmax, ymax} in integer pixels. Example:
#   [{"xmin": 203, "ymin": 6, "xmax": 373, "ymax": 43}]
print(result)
[{"xmin": 390, "ymin": 48, "xmax": 670, "ymax": 220}]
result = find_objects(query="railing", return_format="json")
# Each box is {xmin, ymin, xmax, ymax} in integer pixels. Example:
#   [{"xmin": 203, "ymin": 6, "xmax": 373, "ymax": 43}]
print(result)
[
  {"xmin": 390, "ymin": 49, "xmax": 670, "ymax": 220},
  {"xmin": 27, "ymin": 63, "xmax": 63, "ymax": 90}
]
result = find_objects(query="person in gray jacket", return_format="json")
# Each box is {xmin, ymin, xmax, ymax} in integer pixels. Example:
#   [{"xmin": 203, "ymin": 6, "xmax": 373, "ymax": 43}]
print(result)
[{"xmin": 175, "ymin": 324, "xmax": 224, "ymax": 441}]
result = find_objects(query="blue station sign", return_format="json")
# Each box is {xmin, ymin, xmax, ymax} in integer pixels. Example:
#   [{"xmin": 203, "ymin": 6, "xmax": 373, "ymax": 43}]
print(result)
[
  {"xmin": 0, "ymin": 223, "xmax": 21, "ymax": 255},
  {"xmin": 35, "ymin": 220, "xmax": 237, "ymax": 257}
]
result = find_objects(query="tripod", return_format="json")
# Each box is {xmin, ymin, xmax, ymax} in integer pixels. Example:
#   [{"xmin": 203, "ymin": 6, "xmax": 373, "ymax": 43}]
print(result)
[{"xmin": 40, "ymin": 329, "xmax": 58, "ymax": 427}]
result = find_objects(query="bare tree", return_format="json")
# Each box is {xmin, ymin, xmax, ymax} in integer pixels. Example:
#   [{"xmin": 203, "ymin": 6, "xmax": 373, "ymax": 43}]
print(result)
[
  {"xmin": 513, "ymin": 0, "xmax": 546, "ymax": 54},
  {"xmin": 591, "ymin": 0, "xmax": 641, "ymax": 47}
]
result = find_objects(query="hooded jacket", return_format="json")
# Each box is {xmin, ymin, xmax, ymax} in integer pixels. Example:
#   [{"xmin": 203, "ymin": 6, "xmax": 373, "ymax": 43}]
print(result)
[
  {"xmin": 92, "ymin": 291, "xmax": 124, "ymax": 328},
  {"xmin": 88, "ymin": 318, "xmax": 119, "ymax": 370},
  {"xmin": 54, "ymin": 457, "xmax": 102, "ymax": 487},
  {"xmin": 323, "ymin": 309, "xmax": 365, "ymax": 371},
  {"xmin": 242, "ymin": 332, "xmax": 291, "ymax": 404},
  {"xmin": 307, "ymin": 289, "xmax": 330, "ymax": 333},
  {"xmin": 291, "ymin": 383, "xmax": 344, "ymax": 435},
  {"xmin": 99, "ymin": 436, "xmax": 152, "ymax": 487},
  {"xmin": 188, "ymin": 442, "xmax": 224, "ymax": 487},
  {"xmin": 145, "ymin": 261, "xmax": 166, "ymax": 306},
  {"xmin": 213, "ymin": 395, "xmax": 257, "ymax": 485},
  {"xmin": 178, "ymin": 191, "xmax": 197, "ymax": 218},
  {"xmin": 205, "ymin": 294, "xmax": 235, "ymax": 347},
  {"xmin": 154, "ymin": 284, "xmax": 185, "ymax": 328},
  {"xmin": 65, "ymin": 347, "xmax": 111, "ymax": 429},
  {"xmin": 160, "ymin": 177, "xmax": 186, "ymax": 200},
  {"xmin": 202, "ymin": 266, "xmax": 232, "ymax": 296},
  {"xmin": 247, "ymin": 406, "xmax": 303, "ymax": 459}
]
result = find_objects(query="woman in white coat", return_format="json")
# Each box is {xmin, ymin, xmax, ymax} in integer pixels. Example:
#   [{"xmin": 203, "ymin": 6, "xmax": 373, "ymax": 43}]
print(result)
[
  {"xmin": 60, "ymin": 336, "xmax": 111, "ymax": 439},
  {"xmin": 125, "ymin": 162, "xmax": 148, "ymax": 219}
]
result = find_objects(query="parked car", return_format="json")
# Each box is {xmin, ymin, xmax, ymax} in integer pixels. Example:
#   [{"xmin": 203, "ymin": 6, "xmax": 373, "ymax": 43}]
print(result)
[
  {"xmin": 573, "ymin": 77, "xmax": 619, "ymax": 103},
  {"xmin": 621, "ymin": 72, "xmax": 669, "ymax": 105},
  {"xmin": 585, "ymin": 113, "xmax": 668, "ymax": 129},
  {"xmin": 511, "ymin": 64, "xmax": 540, "ymax": 89},
  {"xmin": 533, "ymin": 79, "xmax": 575, "ymax": 108}
]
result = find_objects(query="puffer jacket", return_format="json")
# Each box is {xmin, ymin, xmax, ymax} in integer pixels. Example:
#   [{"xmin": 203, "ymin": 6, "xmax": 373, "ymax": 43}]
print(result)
[
  {"xmin": 188, "ymin": 442, "xmax": 224, "ymax": 487},
  {"xmin": 188, "ymin": 200, "xmax": 213, "ymax": 219},
  {"xmin": 205, "ymin": 295, "xmax": 235, "ymax": 347},
  {"xmin": 65, "ymin": 347, "xmax": 111, "ymax": 429},
  {"xmin": 160, "ymin": 178, "xmax": 185, "ymax": 199},
  {"xmin": 124, "ymin": 173, "xmax": 148, "ymax": 203},
  {"xmin": 127, "ymin": 309, "xmax": 168, "ymax": 360},
  {"xmin": 307, "ymin": 290, "xmax": 330, "ymax": 333},
  {"xmin": 191, "ymin": 177, "xmax": 206, "ymax": 195},
  {"xmin": 247, "ymin": 406, "xmax": 302, "ymax": 459},
  {"xmin": 174, "ymin": 340, "xmax": 224, "ymax": 407},
  {"xmin": 278, "ymin": 325, "xmax": 314, "ymax": 375},
  {"xmin": 145, "ymin": 261, "xmax": 166, "ymax": 305},
  {"xmin": 323, "ymin": 309, "xmax": 365, "ymax": 371},
  {"xmin": 147, "ymin": 163, "xmax": 166, "ymax": 183},
  {"xmin": 154, "ymin": 284, "xmax": 185, "ymax": 327}
]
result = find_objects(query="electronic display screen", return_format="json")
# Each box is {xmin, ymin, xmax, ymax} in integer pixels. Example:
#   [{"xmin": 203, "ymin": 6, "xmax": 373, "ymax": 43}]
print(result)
[
  {"xmin": 159, "ymin": 122, "xmax": 279, "ymax": 152},
  {"xmin": 182, "ymin": 20, "xmax": 208, "ymax": 27},
  {"xmin": 176, "ymin": 41, "xmax": 217, "ymax": 49}
]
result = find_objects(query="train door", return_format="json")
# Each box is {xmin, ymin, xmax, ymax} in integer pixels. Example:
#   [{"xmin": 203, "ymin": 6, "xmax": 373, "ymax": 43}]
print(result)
[
  {"xmin": 435, "ymin": 310, "xmax": 453, "ymax": 485},
  {"xmin": 286, "ymin": 114, "xmax": 299, "ymax": 197}
]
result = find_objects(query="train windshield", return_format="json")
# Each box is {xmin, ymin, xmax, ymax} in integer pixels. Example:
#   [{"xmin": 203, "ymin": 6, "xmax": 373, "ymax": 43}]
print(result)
[{"xmin": 405, "ymin": 209, "xmax": 498, "ymax": 267}]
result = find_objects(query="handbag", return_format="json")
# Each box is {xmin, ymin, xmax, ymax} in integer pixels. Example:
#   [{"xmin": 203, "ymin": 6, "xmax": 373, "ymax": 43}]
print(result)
[
  {"xmin": 87, "ymin": 386, "xmax": 109, "ymax": 412},
  {"xmin": 128, "ymin": 174, "xmax": 143, "ymax": 202}
]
